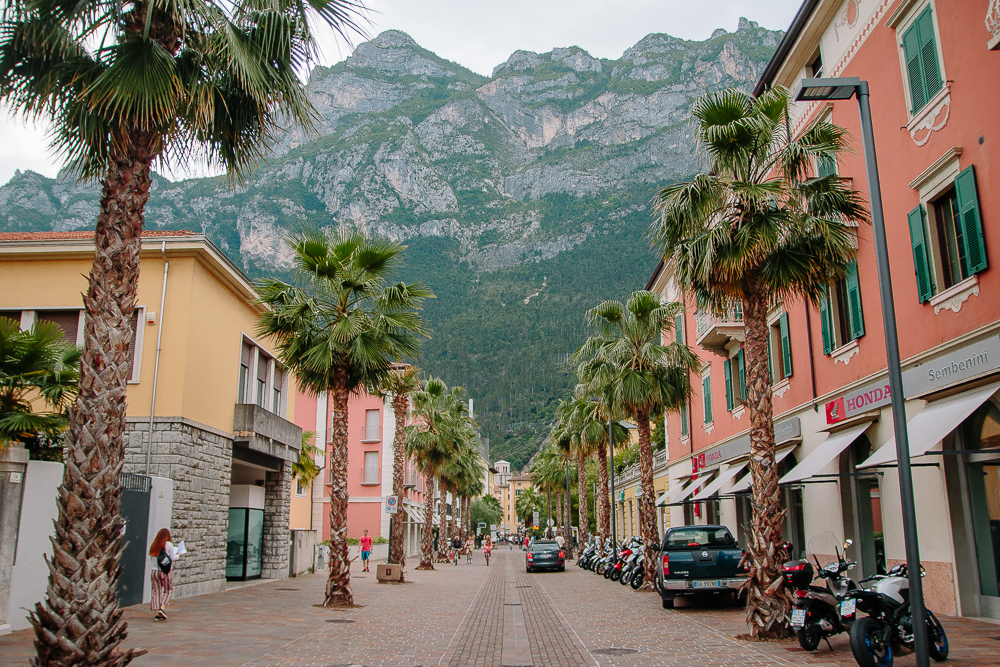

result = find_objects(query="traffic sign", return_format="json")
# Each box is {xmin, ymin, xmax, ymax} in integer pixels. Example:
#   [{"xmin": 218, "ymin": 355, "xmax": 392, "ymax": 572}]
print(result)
[
  {"xmin": 532, "ymin": 510, "xmax": 539, "ymax": 526},
  {"xmin": 546, "ymin": 518, "xmax": 554, "ymax": 527},
  {"xmin": 385, "ymin": 495, "xmax": 399, "ymax": 514}
]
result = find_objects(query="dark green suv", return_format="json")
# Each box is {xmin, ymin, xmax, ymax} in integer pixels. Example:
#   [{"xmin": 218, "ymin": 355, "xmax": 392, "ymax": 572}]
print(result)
[{"xmin": 526, "ymin": 540, "xmax": 565, "ymax": 572}]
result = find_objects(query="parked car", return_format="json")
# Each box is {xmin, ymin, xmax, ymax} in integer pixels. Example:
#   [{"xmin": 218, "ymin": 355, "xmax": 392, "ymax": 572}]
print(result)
[
  {"xmin": 656, "ymin": 525, "xmax": 747, "ymax": 609},
  {"xmin": 525, "ymin": 539, "xmax": 565, "ymax": 572}
]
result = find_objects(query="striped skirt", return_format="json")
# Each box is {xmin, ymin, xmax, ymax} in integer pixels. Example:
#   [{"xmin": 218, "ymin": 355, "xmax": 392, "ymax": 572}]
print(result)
[{"xmin": 150, "ymin": 569, "xmax": 174, "ymax": 611}]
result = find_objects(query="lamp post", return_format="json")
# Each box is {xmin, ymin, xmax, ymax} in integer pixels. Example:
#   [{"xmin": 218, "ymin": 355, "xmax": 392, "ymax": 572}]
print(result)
[
  {"xmin": 608, "ymin": 418, "xmax": 617, "ymax": 548},
  {"xmin": 794, "ymin": 76, "xmax": 928, "ymax": 667},
  {"xmin": 564, "ymin": 454, "xmax": 573, "ymax": 557}
]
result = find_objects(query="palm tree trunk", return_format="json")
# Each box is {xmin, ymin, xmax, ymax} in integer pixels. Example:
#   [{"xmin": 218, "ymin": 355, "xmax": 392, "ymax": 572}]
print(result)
[
  {"xmin": 30, "ymin": 149, "xmax": 154, "ymax": 667},
  {"xmin": 635, "ymin": 408, "xmax": 659, "ymax": 591},
  {"xmin": 597, "ymin": 445, "xmax": 611, "ymax": 543},
  {"xmin": 576, "ymin": 451, "xmax": 589, "ymax": 559},
  {"xmin": 323, "ymin": 368, "xmax": 354, "ymax": 607},
  {"xmin": 389, "ymin": 393, "xmax": 407, "ymax": 571},
  {"xmin": 463, "ymin": 496, "xmax": 470, "ymax": 541},
  {"xmin": 436, "ymin": 485, "xmax": 450, "ymax": 562},
  {"xmin": 417, "ymin": 471, "xmax": 435, "ymax": 569},
  {"xmin": 563, "ymin": 483, "xmax": 573, "ymax": 559},
  {"xmin": 742, "ymin": 290, "xmax": 790, "ymax": 637}
]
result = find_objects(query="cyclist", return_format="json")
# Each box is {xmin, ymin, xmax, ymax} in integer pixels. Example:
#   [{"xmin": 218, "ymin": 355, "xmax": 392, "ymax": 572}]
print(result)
[
  {"xmin": 483, "ymin": 537, "xmax": 492, "ymax": 566},
  {"xmin": 451, "ymin": 535, "xmax": 462, "ymax": 565},
  {"xmin": 465, "ymin": 536, "xmax": 474, "ymax": 563}
]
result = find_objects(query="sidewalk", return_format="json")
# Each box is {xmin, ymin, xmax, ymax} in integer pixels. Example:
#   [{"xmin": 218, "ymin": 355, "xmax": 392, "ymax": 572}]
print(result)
[{"xmin": 1, "ymin": 550, "xmax": 997, "ymax": 666}]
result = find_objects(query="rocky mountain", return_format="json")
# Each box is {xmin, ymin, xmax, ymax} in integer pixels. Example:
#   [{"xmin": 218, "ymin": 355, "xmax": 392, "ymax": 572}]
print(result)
[{"xmin": 0, "ymin": 19, "xmax": 782, "ymax": 471}]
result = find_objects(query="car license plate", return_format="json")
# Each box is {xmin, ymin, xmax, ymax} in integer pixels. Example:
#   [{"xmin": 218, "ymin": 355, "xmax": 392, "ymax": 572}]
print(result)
[
  {"xmin": 840, "ymin": 598, "xmax": 857, "ymax": 616},
  {"xmin": 691, "ymin": 580, "xmax": 722, "ymax": 588},
  {"xmin": 791, "ymin": 609, "xmax": 806, "ymax": 627}
]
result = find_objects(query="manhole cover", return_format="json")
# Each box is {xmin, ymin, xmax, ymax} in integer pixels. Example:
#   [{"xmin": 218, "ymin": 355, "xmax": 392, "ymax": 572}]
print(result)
[
  {"xmin": 593, "ymin": 648, "xmax": 639, "ymax": 656},
  {"xmin": 503, "ymin": 603, "xmax": 522, "ymax": 606},
  {"xmin": 275, "ymin": 588, "xmax": 299, "ymax": 591},
  {"xmin": 325, "ymin": 619, "xmax": 356, "ymax": 624},
  {"xmin": 515, "ymin": 585, "xmax": 531, "ymax": 589}
]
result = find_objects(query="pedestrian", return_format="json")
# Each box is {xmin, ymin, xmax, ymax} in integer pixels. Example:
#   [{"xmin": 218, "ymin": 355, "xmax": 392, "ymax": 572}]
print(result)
[
  {"xmin": 433, "ymin": 533, "xmax": 439, "ymax": 555},
  {"xmin": 360, "ymin": 529, "xmax": 373, "ymax": 572},
  {"xmin": 555, "ymin": 533, "xmax": 565, "ymax": 549},
  {"xmin": 149, "ymin": 528, "xmax": 181, "ymax": 621}
]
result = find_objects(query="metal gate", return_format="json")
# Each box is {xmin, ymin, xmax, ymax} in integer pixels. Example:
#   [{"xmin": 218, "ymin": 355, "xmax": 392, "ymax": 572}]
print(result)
[{"xmin": 117, "ymin": 473, "xmax": 151, "ymax": 607}]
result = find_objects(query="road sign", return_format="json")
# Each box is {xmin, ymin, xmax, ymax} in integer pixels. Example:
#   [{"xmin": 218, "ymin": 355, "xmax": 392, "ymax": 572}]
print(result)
[
  {"xmin": 478, "ymin": 521, "xmax": 486, "ymax": 529},
  {"xmin": 532, "ymin": 510, "xmax": 539, "ymax": 526},
  {"xmin": 490, "ymin": 524, "xmax": 497, "ymax": 531},
  {"xmin": 546, "ymin": 518, "xmax": 554, "ymax": 527},
  {"xmin": 385, "ymin": 495, "xmax": 399, "ymax": 514}
]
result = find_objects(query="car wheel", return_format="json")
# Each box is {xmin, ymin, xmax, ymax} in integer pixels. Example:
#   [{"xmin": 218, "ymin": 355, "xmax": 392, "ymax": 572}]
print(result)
[
  {"xmin": 525, "ymin": 566, "xmax": 532, "ymax": 573},
  {"xmin": 661, "ymin": 597, "xmax": 674, "ymax": 609}
]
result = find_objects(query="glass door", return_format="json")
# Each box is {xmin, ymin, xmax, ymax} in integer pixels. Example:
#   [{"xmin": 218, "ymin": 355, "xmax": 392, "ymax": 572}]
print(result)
[
  {"xmin": 965, "ymin": 401, "xmax": 1000, "ymax": 601},
  {"xmin": 226, "ymin": 508, "xmax": 265, "ymax": 580}
]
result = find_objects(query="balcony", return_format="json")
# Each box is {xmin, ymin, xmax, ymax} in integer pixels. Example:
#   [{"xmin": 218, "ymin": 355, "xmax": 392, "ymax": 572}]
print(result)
[
  {"xmin": 694, "ymin": 305, "xmax": 744, "ymax": 354},
  {"xmin": 233, "ymin": 403, "xmax": 302, "ymax": 464},
  {"xmin": 989, "ymin": 0, "xmax": 1000, "ymax": 49},
  {"xmin": 404, "ymin": 469, "xmax": 418, "ymax": 488},
  {"xmin": 653, "ymin": 449, "xmax": 668, "ymax": 471}
]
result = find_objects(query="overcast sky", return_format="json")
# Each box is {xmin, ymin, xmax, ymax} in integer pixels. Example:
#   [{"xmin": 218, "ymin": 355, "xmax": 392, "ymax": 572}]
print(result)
[{"xmin": 0, "ymin": 0, "xmax": 801, "ymax": 186}]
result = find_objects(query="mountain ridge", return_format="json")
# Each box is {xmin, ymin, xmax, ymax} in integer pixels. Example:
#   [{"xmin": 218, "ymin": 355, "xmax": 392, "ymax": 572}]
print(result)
[{"xmin": 0, "ymin": 20, "xmax": 782, "ymax": 470}]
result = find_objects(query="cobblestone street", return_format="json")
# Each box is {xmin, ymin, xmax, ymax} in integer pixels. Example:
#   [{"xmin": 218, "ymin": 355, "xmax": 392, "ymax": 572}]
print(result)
[{"xmin": 1, "ymin": 549, "xmax": 996, "ymax": 666}]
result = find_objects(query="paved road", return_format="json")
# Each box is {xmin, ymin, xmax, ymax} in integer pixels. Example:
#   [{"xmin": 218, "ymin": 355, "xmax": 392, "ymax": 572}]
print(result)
[{"xmin": 1, "ymin": 549, "xmax": 995, "ymax": 666}]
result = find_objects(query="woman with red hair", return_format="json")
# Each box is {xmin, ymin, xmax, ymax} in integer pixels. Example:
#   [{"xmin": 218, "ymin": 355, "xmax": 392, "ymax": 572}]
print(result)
[{"xmin": 149, "ymin": 528, "xmax": 180, "ymax": 620}]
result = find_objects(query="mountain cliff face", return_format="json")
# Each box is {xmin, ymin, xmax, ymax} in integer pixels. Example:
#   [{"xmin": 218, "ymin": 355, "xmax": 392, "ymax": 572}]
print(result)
[{"xmin": 0, "ymin": 19, "xmax": 781, "ymax": 470}]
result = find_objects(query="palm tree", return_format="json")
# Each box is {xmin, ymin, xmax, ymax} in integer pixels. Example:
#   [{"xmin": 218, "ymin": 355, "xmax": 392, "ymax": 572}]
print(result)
[
  {"xmin": 577, "ymin": 291, "xmax": 697, "ymax": 590},
  {"xmin": 530, "ymin": 448, "xmax": 563, "ymax": 537},
  {"xmin": 1, "ymin": 0, "xmax": 366, "ymax": 657},
  {"xmin": 406, "ymin": 378, "xmax": 469, "ymax": 569},
  {"xmin": 515, "ymin": 487, "xmax": 542, "ymax": 530},
  {"xmin": 291, "ymin": 431, "xmax": 322, "ymax": 485},
  {"xmin": 0, "ymin": 318, "xmax": 80, "ymax": 449},
  {"xmin": 651, "ymin": 87, "xmax": 868, "ymax": 637},
  {"xmin": 258, "ymin": 228, "xmax": 431, "ymax": 608},
  {"xmin": 381, "ymin": 364, "xmax": 420, "ymax": 569}
]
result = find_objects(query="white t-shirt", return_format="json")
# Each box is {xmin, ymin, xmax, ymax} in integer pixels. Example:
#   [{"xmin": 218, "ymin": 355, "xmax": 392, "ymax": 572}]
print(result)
[
  {"xmin": 555, "ymin": 536, "xmax": 565, "ymax": 548},
  {"xmin": 150, "ymin": 541, "xmax": 181, "ymax": 566}
]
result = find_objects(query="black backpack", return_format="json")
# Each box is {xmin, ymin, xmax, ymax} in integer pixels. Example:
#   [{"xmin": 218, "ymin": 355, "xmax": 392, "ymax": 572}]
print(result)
[{"xmin": 157, "ymin": 547, "xmax": 172, "ymax": 574}]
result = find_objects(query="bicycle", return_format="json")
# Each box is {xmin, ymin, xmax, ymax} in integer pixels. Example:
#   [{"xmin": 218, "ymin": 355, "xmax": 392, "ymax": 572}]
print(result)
[
  {"xmin": 466, "ymin": 549, "xmax": 473, "ymax": 564},
  {"xmin": 484, "ymin": 549, "xmax": 491, "ymax": 566}
]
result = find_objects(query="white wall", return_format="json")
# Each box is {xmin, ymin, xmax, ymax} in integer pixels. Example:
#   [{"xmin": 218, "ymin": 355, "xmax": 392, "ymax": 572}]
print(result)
[{"xmin": 7, "ymin": 461, "xmax": 62, "ymax": 631}]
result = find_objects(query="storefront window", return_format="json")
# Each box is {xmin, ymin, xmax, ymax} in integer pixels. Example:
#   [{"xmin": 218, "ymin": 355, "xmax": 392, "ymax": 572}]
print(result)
[{"xmin": 966, "ymin": 401, "xmax": 1000, "ymax": 598}]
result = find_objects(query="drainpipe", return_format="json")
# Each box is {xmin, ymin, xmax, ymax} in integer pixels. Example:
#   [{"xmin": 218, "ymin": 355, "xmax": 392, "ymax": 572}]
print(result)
[
  {"xmin": 803, "ymin": 302, "xmax": 819, "ymax": 408},
  {"xmin": 145, "ymin": 242, "xmax": 169, "ymax": 476}
]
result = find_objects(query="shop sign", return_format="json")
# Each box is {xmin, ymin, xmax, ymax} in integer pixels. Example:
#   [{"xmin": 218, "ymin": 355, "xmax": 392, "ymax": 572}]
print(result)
[
  {"xmin": 825, "ymin": 336, "xmax": 1000, "ymax": 424},
  {"xmin": 902, "ymin": 335, "xmax": 1000, "ymax": 397},
  {"xmin": 694, "ymin": 417, "xmax": 801, "ymax": 469},
  {"xmin": 825, "ymin": 379, "xmax": 892, "ymax": 424}
]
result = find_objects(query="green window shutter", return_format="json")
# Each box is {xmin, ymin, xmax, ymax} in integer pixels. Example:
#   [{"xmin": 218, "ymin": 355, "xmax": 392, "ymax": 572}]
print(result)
[
  {"xmin": 819, "ymin": 292, "xmax": 833, "ymax": 355},
  {"xmin": 680, "ymin": 401, "xmax": 688, "ymax": 436},
  {"xmin": 902, "ymin": 21, "xmax": 926, "ymax": 113},
  {"xmin": 737, "ymin": 349, "xmax": 746, "ymax": 401},
  {"xmin": 779, "ymin": 313, "xmax": 793, "ymax": 378},
  {"xmin": 703, "ymin": 374, "xmax": 713, "ymax": 424},
  {"xmin": 674, "ymin": 313, "xmax": 684, "ymax": 344},
  {"xmin": 767, "ymin": 337, "xmax": 774, "ymax": 382},
  {"xmin": 845, "ymin": 261, "xmax": 865, "ymax": 340},
  {"xmin": 916, "ymin": 8, "xmax": 943, "ymax": 101},
  {"xmin": 955, "ymin": 165, "xmax": 988, "ymax": 275},
  {"xmin": 817, "ymin": 156, "xmax": 837, "ymax": 179},
  {"xmin": 723, "ymin": 359, "xmax": 733, "ymax": 411},
  {"xmin": 907, "ymin": 204, "xmax": 935, "ymax": 302}
]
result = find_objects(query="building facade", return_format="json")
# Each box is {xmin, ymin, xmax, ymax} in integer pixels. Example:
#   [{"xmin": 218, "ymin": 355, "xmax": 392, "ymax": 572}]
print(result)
[
  {"xmin": 0, "ymin": 231, "xmax": 301, "ymax": 597},
  {"xmin": 644, "ymin": 0, "xmax": 1000, "ymax": 619}
]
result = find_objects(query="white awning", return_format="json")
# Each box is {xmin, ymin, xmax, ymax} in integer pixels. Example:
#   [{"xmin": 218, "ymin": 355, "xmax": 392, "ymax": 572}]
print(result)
[
  {"xmin": 667, "ymin": 473, "xmax": 715, "ymax": 505},
  {"xmin": 728, "ymin": 447, "xmax": 796, "ymax": 494},
  {"xmin": 655, "ymin": 479, "xmax": 688, "ymax": 506},
  {"xmin": 779, "ymin": 421, "xmax": 873, "ymax": 484},
  {"xmin": 691, "ymin": 461, "xmax": 749, "ymax": 500},
  {"xmin": 860, "ymin": 382, "xmax": 1000, "ymax": 469},
  {"xmin": 404, "ymin": 506, "xmax": 425, "ymax": 523}
]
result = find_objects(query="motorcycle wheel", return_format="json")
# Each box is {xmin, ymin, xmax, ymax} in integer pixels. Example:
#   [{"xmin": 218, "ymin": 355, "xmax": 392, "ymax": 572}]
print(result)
[
  {"xmin": 850, "ymin": 616, "xmax": 894, "ymax": 667},
  {"xmin": 796, "ymin": 623, "xmax": 822, "ymax": 652},
  {"xmin": 926, "ymin": 611, "xmax": 949, "ymax": 662},
  {"xmin": 619, "ymin": 568, "xmax": 632, "ymax": 585},
  {"xmin": 609, "ymin": 567, "xmax": 621, "ymax": 582},
  {"xmin": 630, "ymin": 569, "xmax": 643, "ymax": 590},
  {"xmin": 597, "ymin": 563, "xmax": 606, "ymax": 576}
]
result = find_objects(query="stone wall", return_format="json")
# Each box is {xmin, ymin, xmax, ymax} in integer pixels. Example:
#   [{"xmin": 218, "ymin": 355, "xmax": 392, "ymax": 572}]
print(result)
[
  {"xmin": 125, "ymin": 417, "xmax": 232, "ymax": 598},
  {"xmin": 262, "ymin": 461, "xmax": 291, "ymax": 579}
]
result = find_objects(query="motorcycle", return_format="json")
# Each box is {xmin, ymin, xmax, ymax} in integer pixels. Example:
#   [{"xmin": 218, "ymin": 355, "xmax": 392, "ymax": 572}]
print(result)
[
  {"xmin": 578, "ymin": 537, "xmax": 598, "ymax": 570},
  {"xmin": 845, "ymin": 563, "xmax": 949, "ymax": 667},
  {"xmin": 619, "ymin": 543, "xmax": 642, "ymax": 586},
  {"xmin": 628, "ymin": 549, "xmax": 646, "ymax": 590},
  {"xmin": 609, "ymin": 538, "xmax": 641, "ymax": 582},
  {"xmin": 782, "ymin": 535, "xmax": 860, "ymax": 651}
]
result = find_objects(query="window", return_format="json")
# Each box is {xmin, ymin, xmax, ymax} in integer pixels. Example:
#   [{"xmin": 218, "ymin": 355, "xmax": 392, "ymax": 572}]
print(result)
[
  {"xmin": 702, "ymin": 372, "xmax": 713, "ymax": 424},
  {"xmin": 724, "ymin": 349, "xmax": 745, "ymax": 412},
  {"xmin": 679, "ymin": 401, "xmax": 689, "ymax": 437},
  {"xmin": 365, "ymin": 409, "xmax": 380, "ymax": 441},
  {"xmin": 35, "ymin": 310, "xmax": 81, "ymax": 345},
  {"xmin": 900, "ymin": 5, "xmax": 943, "ymax": 115},
  {"xmin": 820, "ymin": 261, "xmax": 864, "ymax": 354},
  {"xmin": 363, "ymin": 451, "xmax": 379, "ymax": 484},
  {"xmin": 808, "ymin": 50, "xmax": 823, "ymax": 78},
  {"xmin": 674, "ymin": 312, "xmax": 684, "ymax": 344},
  {"xmin": 238, "ymin": 340, "xmax": 253, "ymax": 404},
  {"xmin": 909, "ymin": 166, "xmax": 987, "ymax": 302},
  {"xmin": 817, "ymin": 155, "xmax": 837, "ymax": 179},
  {"xmin": 272, "ymin": 366, "xmax": 284, "ymax": 415},
  {"xmin": 256, "ymin": 352, "xmax": 271, "ymax": 408},
  {"xmin": 769, "ymin": 313, "xmax": 793, "ymax": 382},
  {"xmin": 125, "ymin": 309, "xmax": 141, "ymax": 382},
  {"xmin": 515, "ymin": 489, "xmax": 523, "ymax": 496},
  {"xmin": 295, "ymin": 477, "xmax": 308, "ymax": 497}
]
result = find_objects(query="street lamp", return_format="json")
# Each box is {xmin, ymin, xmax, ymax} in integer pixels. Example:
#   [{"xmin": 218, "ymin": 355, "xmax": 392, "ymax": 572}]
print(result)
[
  {"xmin": 794, "ymin": 76, "xmax": 929, "ymax": 667},
  {"xmin": 608, "ymin": 418, "xmax": 617, "ymax": 548}
]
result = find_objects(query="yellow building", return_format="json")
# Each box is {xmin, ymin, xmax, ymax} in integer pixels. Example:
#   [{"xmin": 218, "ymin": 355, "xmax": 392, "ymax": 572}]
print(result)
[
  {"xmin": 0, "ymin": 231, "xmax": 302, "ymax": 595},
  {"xmin": 500, "ymin": 473, "xmax": 533, "ymax": 534}
]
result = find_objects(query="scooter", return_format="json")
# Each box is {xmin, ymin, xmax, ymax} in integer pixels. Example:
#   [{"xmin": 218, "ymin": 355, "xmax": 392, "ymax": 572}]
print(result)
[
  {"xmin": 609, "ymin": 537, "xmax": 642, "ymax": 582},
  {"xmin": 783, "ymin": 538, "xmax": 859, "ymax": 651},
  {"xmin": 619, "ymin": 546, "xmax": 641, "ymax": 586},
  {"xmin": 628, "ymin": 550, "xmax": 646, "ymax": 590},
  {"xmin": 845, "ymin": 563, "xmax": 949, "ymax": 667}
]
